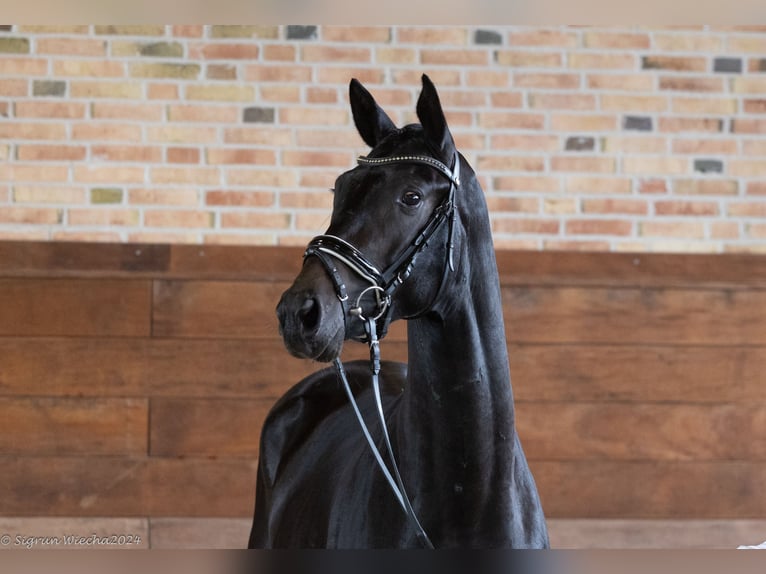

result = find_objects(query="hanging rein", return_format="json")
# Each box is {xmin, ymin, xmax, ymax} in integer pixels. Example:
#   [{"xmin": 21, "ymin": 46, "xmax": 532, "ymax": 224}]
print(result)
[{"xmin": 301, "ymin": 153, "xmax": 461, "ymax": 549}]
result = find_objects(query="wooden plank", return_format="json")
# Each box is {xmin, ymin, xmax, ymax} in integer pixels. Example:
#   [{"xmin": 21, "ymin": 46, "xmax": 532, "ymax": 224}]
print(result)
[
  {"xmin": 150, "ymin": 398, "xmax": 270, "ymax": 458},
  {"xmin": 517, "ymin": 402, "xmax": 766, "ymax": 462},
  {"xmin": 547, "ymin": 519, "xmax": 766, "ymax": 549},
  {"xmin": 0, "ymin": 456, "xmax": 256, "ymax": 517},
  {"xmin": 152, "ymin": 279, "xmax": 408, "ymax": 341},
  {"xmin": 0, "ymin": 337, "xmax": 406, "ymax": 398},
  {"xmin": 149, "ymin": 518, "xmax": 251, "ymax": 549},
  {"xmin": 167, "ymin": 244, "xmax": 303, "ymax": 282},
  {"xmin": 0, "ymin": 517, "xmax": 149, "ymax": 549},
  {"xmin": 532, "ymin": 460, "xmax": 766, "ymax": 519},
  {"xmin": 0, "ymin": 278, "xmax": 151, "ymax": 337},
  {"xmin": 504, "ymin": 286, "xmax": 766, "ymax": 345},
  {"xmin": 0, "ymin": 398, "xmax": 147, "ymax": 456},
  {"xmin": 509, "ymin": 344, "xmax": 766, "ymax": 403}
]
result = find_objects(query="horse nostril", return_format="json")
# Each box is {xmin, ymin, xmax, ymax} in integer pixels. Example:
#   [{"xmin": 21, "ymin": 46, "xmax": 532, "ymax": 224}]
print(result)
[{"xmin": 298, "ymin": 296, "xmax": 321, "ymax": 332}]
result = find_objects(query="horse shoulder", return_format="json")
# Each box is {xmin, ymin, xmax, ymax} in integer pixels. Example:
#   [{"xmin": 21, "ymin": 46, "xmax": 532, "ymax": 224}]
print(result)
[{"xmin": 257, "ymin": 359, "xmax": 408, "ymax": 488}]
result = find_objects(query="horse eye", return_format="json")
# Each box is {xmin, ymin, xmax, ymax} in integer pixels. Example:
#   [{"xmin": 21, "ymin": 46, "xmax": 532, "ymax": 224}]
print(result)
[{"xmin": 401, "ymin": 191, "xmax": 421, "ymax": 206}]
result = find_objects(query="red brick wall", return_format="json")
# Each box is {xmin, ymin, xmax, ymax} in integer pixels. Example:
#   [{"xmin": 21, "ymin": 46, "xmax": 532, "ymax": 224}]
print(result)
[{"xmin": 1, "ymin": 25, "xmax": 765, "ymax": 253}]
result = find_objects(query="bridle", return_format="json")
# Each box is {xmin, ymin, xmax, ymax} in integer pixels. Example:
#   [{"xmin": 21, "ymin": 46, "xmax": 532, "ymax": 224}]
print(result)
[{"xmin": 301, "ymin": 152, "xmax": 461, "ymax": 549}]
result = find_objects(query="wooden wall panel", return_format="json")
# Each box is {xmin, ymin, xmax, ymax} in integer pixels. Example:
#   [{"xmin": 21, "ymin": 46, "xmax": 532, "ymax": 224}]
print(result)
[
  {"xmin": 0, "ymin": 278, "xmax": 151, "ymax": 337},
  {"xmin": 0, "ymin": 398, "xmax": 147, "ymax": 456}
]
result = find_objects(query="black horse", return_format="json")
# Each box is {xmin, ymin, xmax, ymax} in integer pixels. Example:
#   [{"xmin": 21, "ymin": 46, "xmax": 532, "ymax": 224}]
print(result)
[{"xmin": 248, "ymin": 75, "xmax": 549, "ymax": 548}]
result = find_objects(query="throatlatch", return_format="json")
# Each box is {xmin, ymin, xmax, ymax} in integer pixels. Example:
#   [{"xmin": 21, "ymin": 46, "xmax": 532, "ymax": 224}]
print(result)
[{"xmin": 303, "ymin": 152, "xmax": 461, "ymax": 549}]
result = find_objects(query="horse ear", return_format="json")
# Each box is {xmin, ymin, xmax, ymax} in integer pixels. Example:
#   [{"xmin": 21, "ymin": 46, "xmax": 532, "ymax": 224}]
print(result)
[
  {"xmin": 416, "ymin": 74, "xmax": 456, "ymax": 164},
  {"xmin": 349, "ymin": 78, "xmax": 397, "ymax": 148}
]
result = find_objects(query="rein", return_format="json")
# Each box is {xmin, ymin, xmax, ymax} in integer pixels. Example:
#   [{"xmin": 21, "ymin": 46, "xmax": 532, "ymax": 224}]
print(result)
[{"xmin": 302, "ymin": 152, "xmax": 461, "ymax": 549}]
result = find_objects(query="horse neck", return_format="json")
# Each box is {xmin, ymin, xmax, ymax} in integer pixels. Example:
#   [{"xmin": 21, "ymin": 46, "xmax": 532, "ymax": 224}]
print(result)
[{"xmin": 397, "ymin": 220, "xmax": 517, "ymax": 526}]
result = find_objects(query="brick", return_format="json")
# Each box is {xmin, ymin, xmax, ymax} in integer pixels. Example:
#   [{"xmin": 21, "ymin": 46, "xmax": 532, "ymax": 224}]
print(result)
[
  {"xmin": 582, "ymin": 199, "xmax": 648, "ymax": 215},
  {"xmin": 653, "ymin": 34, "xmax": 722, "ymax": 52},
  {"xmin": 221, "ymin": 212, "xmax": 291, "ymax": 229},
  {"xmin": 0, "ymin": 58, "xmax": 47, "ymax": 75},
  {"xmin": 205, "ymin": 190, "xmax": 275, "ymax": 207},
  {"xmin": 73, "ymin": 165, "xmax": 145, "ymax": 184},
  {"xmin": 147, "ymin": 126, "xmax": 218, "ymax": 144},
  {"xmin": 129, "ymin": 188, "xmax": 200, "ymax": 206},
  {"xmin": 68, "ymin": 208, "xmax": 139, "ymax": 226},
  {"xmin": 713, "ymin": 57, "xmax": 743, "ymax": 73},
  {"xmin": 490, "ymin": 92, "xmax": 524, "ymax": 108},
  {"xmin": 672, "ymin": 138, "xmax": 737, "ymax": 155},
  {"xmin": 474, "ymin": 29, "xmax": 502, "ymax": 45},
  {"xmin": 727, "ymin": 35, "xmax": 766, "ymax": 53},
  {"xmin": 172, "ymin": 25, "xmax": 204, "ymax": 38},
  {"xmin": 0, "ymin": 122, "xmax": 67, "ymax": 140},
  {"xmin": 551, "ymin": 156, "xmax": 615, "ymax": 173},
  {"xmin": 52, "ymin": 231, "xmax": 125, "ymax": 242},
  {"xmin": 12, "ymin": 186, "xmax": 86, "ymax": 204},
  {"xmin": 642, "ymin": 56, "xmax": 707, "ymax": 72},
  {"xmin": 659, "ymin": 77, "xmax": 724, "ymax": 92},
  {"xmin": 90, "ymin": 188, "xmax": 123, "ymax": 204},
  {"xmin": 206, "ymin": 64, "xmax": 238, "ymax": 80},
  {"xmin": 295, "ymin": 212, "xmax": 333, "ymax": 231},
  {"xmin": 587, "ymin": 74, "xmax": 654, "ymax": 91},
  {"xmin": 745, "ymin": 224, "xmax": 766, "ymax": 240},
  {"xmin": 710, "ymin": 221, "xmax": 740, "ymax": 239},
  {"xmin": 129, "ymin": 231, "xmax": 200, "ymax": 243},
  {"xmin": 565, "ymin": 218, "xmax": 633, "ymax": 236},
  {"xmin": 376, "ymin": 47, "xmax": 416, "ymax": 64},
  {"xmin": 564, "ymin": 136, "xmax": 596, "ymax": 151},
  {"xmin": 492, "ymin": 218, "xmax": 560, "ymax": 235},
  {"xmin": 53, "ymin": 60, "xmax": 124, "ymax": 77},
  {"xmin": 623, "ymin": 116, "xmax": 653, "ymax": 131},
  {"xmin": 422, "ymin": 48, "xmax": 489, "ymax": 66},
  {"xmin": 18, "ymin": 25, "xmax": 89, "ymax": 34},
  {"xmin": 150, "ymin": 167, "xmax": 220, "ymax": 185},
  {"xmin": 141, "ymin": 42, "xmax": 184, "ymax": 58},
  {"xmin": 747, "ymin": 58, "xmax": 766, "ymax": 72},
  {"xmin": 487, "ymin": 196, "xmax": 541, "ymax": 213},
  {"xmin": 296, "ymin": 129, "xmax": 361, "ymax": 148},
  {"xmin": 262, "ymin": 45, "xmax": 295, "ymax": 62},
  {"xmin": 280, "ymin": 107, "xmax": 348, "ymax": 125},
  {"xmin": 672, "ymin": 97, "xmax": 738, "ymax": 114},
  {"xmin": 640, "ymin": 221, "xmax": 706, "ymax": 239},
  {"xmin": 72, "ymin": 123, "xmax": 142, "ymax": 142},
  {"xmin": 17, "ymin": 145, "xmax": 86, "ymax": 161},
  {"xmin": 185, "ymin": 84, "xmax": 254, "ymax": 101},
  {"xmin": 0, "ymin": 207, "xmax": 62, "ymax": 224},
  {"xmin": 192, "ymin": 43, "xmax": 260, "ymax": 60},
  {"xmin": 729, "ymin": 160, "xmax": 766, "ymax": 177},
  {"xmin": 543, "ymin": 198, "xmax": 577, "ymax": 214},
  {"xmin": 544, "ymin": 239, "xmax": 611, "ymax": 251},
  {"xmin": 397, "ymin": 28, "xmax": 467, "ymax": 45},
  {"xmin": 0, "ymin": 103, "xmax": 6, "ymax": 118},
  {"xmin": 92, "ymin": 102, "xmax": 163, "ymax": 121},
  {"xmin": 655, "ymin": 200, "xmax": 720, "ymax": 216},
  {"xmin": 280, "ymin": 191, "xmax": 332, "ymax": 210},
  {"xmin": 602, "ymin": 136, "xmax": 667, "ymax": 153},
  {"xmin": 658, "ymin": 118, "xmax": 723, "ymax": 133},
  {"xmin": 569, "ymin": 53, "xmax": 636, "ymax": 69},
  {"xmin": 15, "ymin": 102, "xmax": 84, "ymax": 118},
  {"xmin": 638, "ymin": 179, "xmax": 668, "ymax": 194},
  {"xmin": 732, "ymin": 119, "xmax": 766, "ymax": 134},
  {"xmin": 246, "ymin": 64, "xmax": 313, "ymax": 84},
  {"xmin": 732, "ymin": 77, "xmax": 766, "ymax": 94},
  {"xmin": 224, "ymin": 127, "xmax": 292, "ymax": 146},
  {"xmin": 674, "ymin": 179, "xmax": 739, "ymax": 196},
  {"xmin": 508, "ymin": 29, "xmax": 578, "ymax": 47},
  {"xmin": 167, "ymin": 147, "xmax": 200, "ymax": 164},
  {"xmin": 565, "ymin": 176, "xmax": 633, "ymax": 195},
  {"xmin": 228, "ymin": 169, "xmax": 296, "ymax": 187},
  {"xmin": 210, "ymin": 25, "xmax": 278, "ymax": 39},
  {"xmin": 623, "ymin": 156, "xmax": 688, "ymax": 175},
  {"xmin": 477, "ymin": 156, "xmax": 545, "ymax": 172},
  {"xmin": 495, "ymin": 50, "xmax": 563, "ymax": 68},
  {"xmin": 0, "ymin": 79, "xmax": 27, "ymax": 96},
  {"xmin": 148, "ymin": 83, "xmax": 179, "ymax": 99},
  {"xmin": 603, "ymin": 95, "xmax": 668, "ymax": 112},
  {"xmin": 91, "ymin": 144, "xmax": 162, "ymax": 163},
  {"xmin": 145, "ymin": 210, "xmax": 215, "ymax": 228},
  {"xmin": 260, "ymin": 85, "xmax": 300, "ymax": 103},
  {"xmin": 206, "ymin": 148, "xmax": 276, "ymax": 165},
  {"xmin": 302, "ymin": 45, "xmax": 371, "ymax": 63},
  {"xmin": 747, "ymin": 182, "xmax": 766, "ymax": 195},
  {"xmin": 396, "ymin": 69, "xmax": 462, "ymax": 86},
  {"xmin": 728, "ymin": 202, "xmax": 766, "ymax": 217},
  {"xmin": 94, "ymin": 25, "xmax": 165, "ymax": 35},
  {"xmin": 36, "ymin": 37, "xmax": 106, "ymax": 56},
  {"xmin": 478, "ymin": 112, "xmax": 545, "ymax": 130},
  {"xmin": 514, "ymin": 73, "xmax": 579, "ymax": 89},
  {"xmin": 550, "ymin": 114, "xmax": 617, "ymax": 131},
  {"xmin": 285, "ymin": 25, "xmax": 318, "ymax": 40},
  {"xmin": 529, "ymin": 93, "xmax": 595, "ymax": 110},
  {"xmin": 584, "ymin": 31, "xmax": 650, "ymax": 49},
  {"xmin": 743, "ymin": 99, "xmax": 766, "ymax": 113},
  {"xmin": 743, "ymin": 139, "xmax": 766, "ymax": 155},
  {"xmin": 282, "ymin": 150, "xmax": 351, "ymax": 168},
  {"xmin": 130, "ymin": 63, "xmax": 200, "ymax": 79},
  {"xmin": 168, "ymin": 104, "xmax": 239, "ymax": 123},
  {"xmin": 306, "ymin": 87, "xmax": 338, "ymax": 104},
  {"xmin": 33, "ymin": 81, "xmax": 66, "ymax": 97},
  {"xmin": 490, "ymin": 134, "xmax": 560, "ymax": 152},
  {"xmin": 323, "ymin": 26, "xmax": 391, "ymax": 42},
  {"xmin": 204, "ymin": 232, "xmax": 276, "ymax": 245},
  {"xmin": 0, "ymin": 37, "xmax": 30, "ymax": 53},
  {"xmin": 70, "ymin": 82, "xmax": 142, "ymax": 99}
]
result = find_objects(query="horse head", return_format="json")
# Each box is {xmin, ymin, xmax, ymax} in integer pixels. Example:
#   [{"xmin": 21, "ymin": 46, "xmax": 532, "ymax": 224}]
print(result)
[{"xmin": 277, "ymin": 74, "xmax": 468, "ymax": 362}]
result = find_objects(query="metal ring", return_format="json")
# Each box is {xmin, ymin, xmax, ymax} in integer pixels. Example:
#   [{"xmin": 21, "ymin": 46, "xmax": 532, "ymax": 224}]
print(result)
[{"xmin": 351, "ymin": 285, "xmax": 390, "ymax": 322}]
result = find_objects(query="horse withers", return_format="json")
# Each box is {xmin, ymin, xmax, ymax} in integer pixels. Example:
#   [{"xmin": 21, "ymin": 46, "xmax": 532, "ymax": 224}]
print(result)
[{"xmin": 248, "ymin": 75, "xmax": 549, "ymax": 549}]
